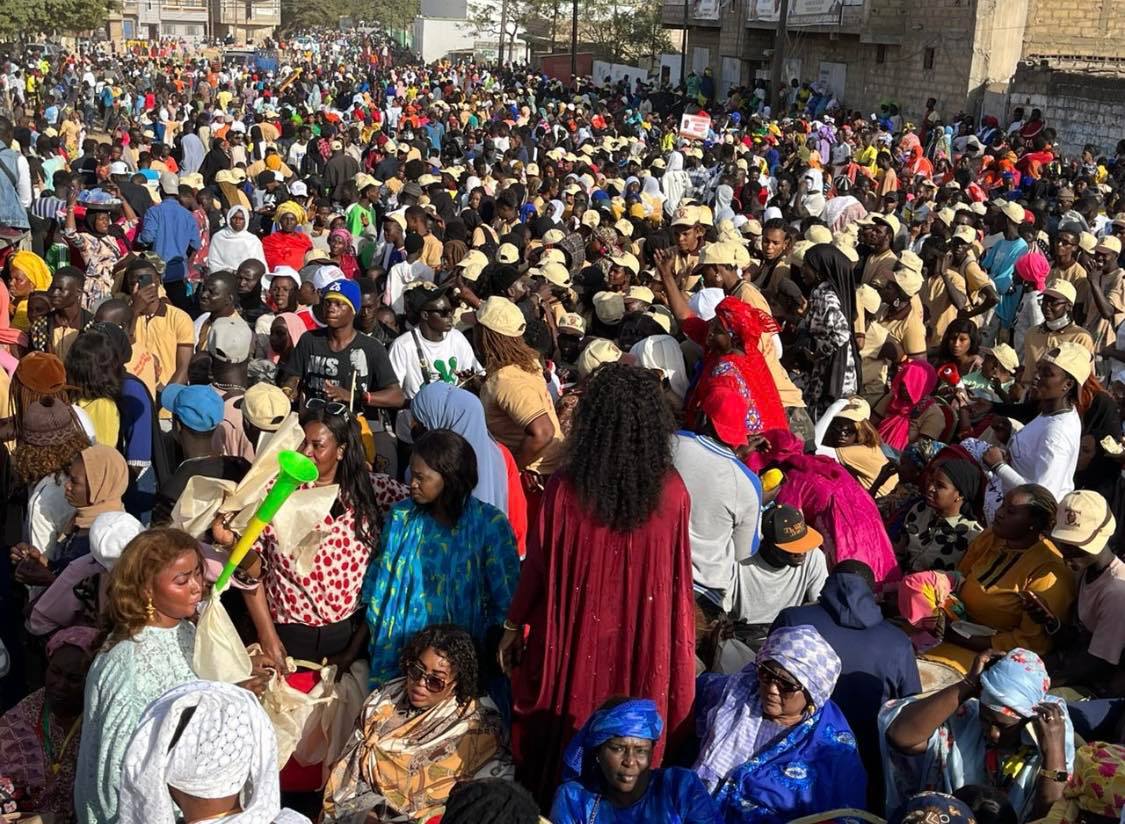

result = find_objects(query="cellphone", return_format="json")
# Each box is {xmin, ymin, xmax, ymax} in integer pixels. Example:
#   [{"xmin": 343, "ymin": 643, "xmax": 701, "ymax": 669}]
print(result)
[{"xmin": 137, "ymin": 272, "xmax": 154, "ymax": 287}]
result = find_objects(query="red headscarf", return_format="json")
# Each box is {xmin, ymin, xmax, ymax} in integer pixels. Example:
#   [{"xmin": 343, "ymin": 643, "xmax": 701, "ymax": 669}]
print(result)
[{"xmin": 877, "ymin": 359, "xmax": 938, "ymax": 451}]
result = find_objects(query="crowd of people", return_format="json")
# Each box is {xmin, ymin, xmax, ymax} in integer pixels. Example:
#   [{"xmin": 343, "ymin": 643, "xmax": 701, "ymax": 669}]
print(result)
[{"xmin": 1, "ymin": 24, "xmax": 1125, "ymax": 824}]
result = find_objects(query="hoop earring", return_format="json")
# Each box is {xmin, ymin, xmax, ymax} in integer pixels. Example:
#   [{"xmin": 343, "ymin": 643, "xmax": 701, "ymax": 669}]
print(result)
[{"xmin": 146, "ymin": 597, "xmax": 156, "ymax": 622}]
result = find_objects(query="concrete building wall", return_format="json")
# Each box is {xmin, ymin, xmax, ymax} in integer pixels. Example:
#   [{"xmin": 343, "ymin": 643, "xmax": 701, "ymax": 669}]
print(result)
[
  {"xmin": 1007, "ymin": 64, "xmax": 1125, "ymax": 155},
  {"xmin": 1022, "ymin": 0, "xmax": 1125, "ymax": 62}
]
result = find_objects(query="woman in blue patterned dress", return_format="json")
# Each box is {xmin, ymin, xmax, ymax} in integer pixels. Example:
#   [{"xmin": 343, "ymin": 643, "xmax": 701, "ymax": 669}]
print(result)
[
  {"xmin": 361, "ymin": 429, "xmax": 520, "ymax": 689},
  {"xmin": 694, "ymin": 625, "xmax": 867, "ymax": 823}
]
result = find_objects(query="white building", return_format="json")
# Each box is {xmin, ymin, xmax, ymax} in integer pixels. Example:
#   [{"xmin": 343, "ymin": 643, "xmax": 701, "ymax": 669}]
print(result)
[{"xmin": 412, "ymin": 0, "xmax": 526, "ymax": 63}]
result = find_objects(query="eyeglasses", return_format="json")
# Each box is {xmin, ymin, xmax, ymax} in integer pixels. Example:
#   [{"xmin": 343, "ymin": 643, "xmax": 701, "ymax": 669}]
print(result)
[
  {"xmin": 758, "ymin": 666, "xmax": 804, "ymax": 695},
  {"xmin": 405, "ymin": 660, "xmax": 452, "ymax": 693},
  {"xmin": 305, "ymin": 398, "xmax": 352, "ymax": 420}
]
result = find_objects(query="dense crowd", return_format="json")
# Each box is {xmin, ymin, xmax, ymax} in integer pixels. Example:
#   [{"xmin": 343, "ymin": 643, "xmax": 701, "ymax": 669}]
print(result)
[{"xmin": 1, "ymin": 26, "xmax": 1125, "ymax": 824}]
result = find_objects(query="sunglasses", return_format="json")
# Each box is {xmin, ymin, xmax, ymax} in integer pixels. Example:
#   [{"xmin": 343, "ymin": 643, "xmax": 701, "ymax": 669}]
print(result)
[
  {"xmin": 758, "ymin": 666, "xmax": 804, "ymax": 695},
  {"xmin": 405, "ymin": 660, "xmax": 452, "ymax": 693},
  {"xmin": 305, "ymin": 398, "xmax": 352, "ymax": 420}
]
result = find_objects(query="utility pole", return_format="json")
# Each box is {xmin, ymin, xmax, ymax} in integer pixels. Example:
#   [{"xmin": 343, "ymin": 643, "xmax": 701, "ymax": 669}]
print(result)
[
  {"xmin": 679, "ymin": 0, "xmax": 688, "ymax": 86},
  {"xmin": 499, "ymin": 0, "xmax": 508, "ymax": 64},
  {"xmin": 569, "ymin": 0, "xmax": 578, "ymax": 85},
  {"xmin": 768, "ymin": 0, "xmax": 790, "ymax": 114}
]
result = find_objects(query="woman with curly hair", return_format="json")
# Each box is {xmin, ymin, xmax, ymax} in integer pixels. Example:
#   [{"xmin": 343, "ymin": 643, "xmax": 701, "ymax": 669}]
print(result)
[
  {"xmin": 322, "ymin": 624, "xmax": 514, "ymax": 823},
  {"xmin": 65, "ymin": 327, "xmax": 124, "ymax": 448},
  {"xmin": 499, "ymin": 362, "xmax": 695, "ymax": 806},
  {"xmin": 73, "ymin": 528, "xmax": 204, "ymax": 824},
  {"xmin": 358, "ymin": 429, "xmax": 519, "ymax": 687}
]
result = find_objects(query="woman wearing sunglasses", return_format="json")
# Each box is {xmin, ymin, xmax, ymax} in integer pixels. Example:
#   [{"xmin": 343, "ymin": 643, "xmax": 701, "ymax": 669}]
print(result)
[
  {"xmin": 321, "ymin": 624, "xmax": 512, "ymax": 823},
  {"xmin": 694, "ymin": 624, "xmax": 866, "ymax": 823}
]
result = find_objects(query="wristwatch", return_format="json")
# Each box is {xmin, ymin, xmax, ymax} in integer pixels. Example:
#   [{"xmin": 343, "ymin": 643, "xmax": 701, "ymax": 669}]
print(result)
[{"xmin": 1039, "ymin": 767, "xmax": 1069, "ymax": 783}]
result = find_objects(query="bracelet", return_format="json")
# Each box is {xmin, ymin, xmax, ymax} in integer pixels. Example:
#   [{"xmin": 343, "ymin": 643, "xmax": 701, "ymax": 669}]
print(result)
[
  {"xmin": 1038, "ymin": 767, "xmax": 1069, "ymax": 783},
  {"xmin": 502, "ymin": 619, "xmax": 521, "ymax": 632}
]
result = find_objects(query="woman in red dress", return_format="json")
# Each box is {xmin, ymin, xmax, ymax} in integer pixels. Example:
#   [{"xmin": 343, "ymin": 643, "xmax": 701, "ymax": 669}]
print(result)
[{"xmin": 498, "ymin": 363, "xmax": 696, "ymax": 806}]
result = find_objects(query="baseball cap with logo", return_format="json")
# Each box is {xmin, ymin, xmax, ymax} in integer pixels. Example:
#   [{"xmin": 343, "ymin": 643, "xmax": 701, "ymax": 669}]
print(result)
[
  {"xmin": 206, "ymin": 316, "xmax": 253, "ymax": 364},
  {"xmin": 892, "ymin": 251, "xmax": 925, "ymax": 297},
  {"xmin": 871, "ymin": 213, "xmax": 901, "ymax": 236},
  {"xmin": 557, "ymin": 312, "xmax": 586, "ymax": 336},
  {"xmin": 321, "ymin": 279, "xmax": 360, "ymax": 313},
  {"xmin": 238, "ymin": 383, "xmax": 291, "ymax": 432},
  {"xmin": 161, "ymin": 384, "xmax": 225, "ymax": 433},
  {"xmin": 985, "ymin": 343, "xmax": 1019, "ymax": 373},
  {"xmin": 581, "ymin": 210, "xmax": 601, "ymax": 229},
  {"xmin": 477, "ymin": 296, "xmax": 526, "ymax": 337},
  {"xmin": 1051, "ymin": 490, "xmax": 1116, "ymax": 554},
  {"xmin": 577, "ymin": 338, "xmax": 623, "ymax": 377},
  {"xmin": 763, "ymin": 504, "xmax": 824, "ymax": 553},
  {"xmin": 541, "ymin": 248, "xmax": 568, "ymax": 267},
  {"xmin": 951, "ymin": 225, "xmax": 978, "ymax": 245},
  {"xmin": 671, "ymin": 205, "xmax": 700, "ymax": 227}
]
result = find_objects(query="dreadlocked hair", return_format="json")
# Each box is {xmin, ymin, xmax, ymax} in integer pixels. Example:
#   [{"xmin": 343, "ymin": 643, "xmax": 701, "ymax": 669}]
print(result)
[
  {"xmin": 567, "ymin": 362, "xmax": 676, "ymax": 532},
  {"xmin": 478, "ymin": 325, "xmax": 541, "ymax": 375}
]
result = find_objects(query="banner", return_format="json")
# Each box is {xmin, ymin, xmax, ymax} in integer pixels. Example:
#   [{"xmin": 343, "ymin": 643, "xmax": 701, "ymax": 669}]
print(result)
[
  {"xmin": 690, "ymin": 0, "xmax": 721, "ymax": 20},
  {"xmin": 747, "ymin": 0, "xmax": 839, "ymax": 25},
  {"xmin": 679, "ymin": 112, "xmax": 711, "ymax": 139}
]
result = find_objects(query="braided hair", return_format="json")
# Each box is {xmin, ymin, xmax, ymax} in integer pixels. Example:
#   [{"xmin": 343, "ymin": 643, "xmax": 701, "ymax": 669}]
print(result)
[{"xmin": 567, "ymin": 363, "xmax": 675, "ymax": 532}]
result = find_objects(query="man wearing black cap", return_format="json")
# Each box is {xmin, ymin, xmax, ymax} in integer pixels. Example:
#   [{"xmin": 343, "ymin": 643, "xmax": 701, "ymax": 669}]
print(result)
[
  {"xmin": 387, "ymin": 283, "xmax": 482, "ymax": 445},
  {"xmin": 735, "ymin": 504, "xmax": 828, "ymax": 631}
]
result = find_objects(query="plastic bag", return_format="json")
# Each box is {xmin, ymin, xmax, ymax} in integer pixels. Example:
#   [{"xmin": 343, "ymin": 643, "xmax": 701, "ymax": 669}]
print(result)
[
  {"xmin": 192, "ymin": 597, "xmax": 252, "ymax": 683},
  {"xmin": 257, "ymin": 654, "xmax": 338, "ymax": 769}
]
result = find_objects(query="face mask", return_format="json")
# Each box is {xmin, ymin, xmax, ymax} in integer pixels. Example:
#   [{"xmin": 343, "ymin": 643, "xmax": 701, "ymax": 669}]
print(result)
[{"xmin": 1045, "ymin": 314, "xmax": 1070, "ymax": 331}]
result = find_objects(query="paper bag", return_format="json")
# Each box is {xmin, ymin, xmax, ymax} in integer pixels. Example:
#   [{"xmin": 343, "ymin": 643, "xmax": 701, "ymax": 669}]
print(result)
[{"xmin": 192, "ymin": 596, "xmax": 253, "ymax": 683}]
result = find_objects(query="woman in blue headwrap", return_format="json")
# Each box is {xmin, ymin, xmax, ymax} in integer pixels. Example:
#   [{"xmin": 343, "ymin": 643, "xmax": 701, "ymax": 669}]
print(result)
[
  {"xmin": 693, "ymin": 625, "xmax": 866, "ymax": 823},
  {"xmin": 881, "ymin": 647, "xmax": 1075, "ymax": 823},
  {"xmin": 410, "ymin": 381, "xmax": 527, "ymax": 557},
  {"xmin": 550, "ymin": 698, "xmax": 721, "ymax": 823}
]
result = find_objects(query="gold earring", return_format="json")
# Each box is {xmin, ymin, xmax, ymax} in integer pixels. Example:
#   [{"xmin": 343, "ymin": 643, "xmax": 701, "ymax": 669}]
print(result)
[{"xmin": 146, "ymin": 597, "xmax": 156, "ymax": 621}]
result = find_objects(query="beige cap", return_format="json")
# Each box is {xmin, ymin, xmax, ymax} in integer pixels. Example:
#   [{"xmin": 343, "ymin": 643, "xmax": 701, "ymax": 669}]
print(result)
[
  {"xmin": 540, "ymin": 262, "xmax": 571, "ymax": 288},
  {"xmin": 385, "ymin": 209, "xmax": 408, "ymax": 231},
  {"xmin": 1044, "ymin": 278, "xmax": 1078, "ymax": 304},
  {"xmin": 1096, "ymin": 235, "xmax": 1123, "ymax": 256},
  {"xmin": 935, "ymin": 207, "xmax": 956, "ymax": 228},
  {"xmin": 951, "ymin": 225, "xmax": 977, "ymax": 245},
  {"xmin": 671, "ymin": 205, "xmax": 700, "ymax": 227},
  {"xmin": 835, "ymin": 396, "xmax": 871, "ymax": 422},
  {"xmin": 1042, "ymin": 341, "xmax": 1093, "ymax": 385},
  {"xmin": 240, "ymin": 383, "xmax": 291, "ymax": 432},
  {"xmin": 970, "ymin": 202, "xmax": 988, "ymax": 217},
  {"xmin": 625, "ymin": 285, "xmax": 655, "ymax": 304},
  {"xmin": 986, "ymin": 343, "xmax": 1020, "ymax": 373},
  {"xmin": 1051, "ymin": 490, "xmax": 1116, "ymax": 554},
  {"xmin": 541, "ymin": 248, "xmax": 567, "ymax": 266},
  {"xmin": 581, "ymin": 209, "xmax": 602, "ymax": 229},
  {"xmin": 355, "ymin": 173, "xmax": 379, "ymax": 192},
  {"xmin": 609, "ymin": 252, "xmax": 641, "ymax": 276},
  {"xmin": 614, "ymin": 218, "xmax": 634, "ymax": 238},
  {"xmin": 1079, "ymin": 232, "xmax": 1099, "ymax": 254},
  {"xmin": 805, "ymin": 225, "xmax": 833, "ymax": 245},
  {"xmin": 542, "ymin": 228, "xmax": 566, "ymax": 244},
  {"xmin": 998, "ymin": 200, "xmax": 1026, "ymax": 224},
  {"xmin": 892, "ymin": 251, "xmax": 924, "ymax": 297},
  {"xmin": 790, "ymin": 240, "xmax": 813, "ymax": 266},
  {"xmin": 872, "ymin": 213, "xmax": 901, "ymax": 236},
  {"xmin": 742, "ymin": 218, "xmax": 763, "ymax": 237},
  {"xmin": 645, "ymin": 304, "xmax": 674, "ymax": 333},
  {"xmin": 456, "ymin": 249, "xmax": 489, "ymax": 271},
  {"xmin": 477, "ymin": 296, "xmax": 526, "ymax": 337},
  {"xmin": 497, "ymin": 243, "xmax": 520, "ymax": 265},
  {"xmin": 696, "ymin": 205, "xmax": 714, "ymax": 227},
  {"xmin": 593, "ymin": 291, "xmax": 626, "ymax": 324},
  {"xmin": 557, "ymin": 312, "xmax": 586, "ymax": 335},
  {"xmin": 699, "ymin": 242, "xmax": 739, "ymax": 267},
  {"xmin": 525, "ymin": 162, "xmax": 540, "ymax": 178},
  {"xmin": 857, "ymin": 283, "xmax": 882, "ymax": 315},
  {"xmin": 577, "ymin": 338, "xmax": 623, "ymax": 377}
]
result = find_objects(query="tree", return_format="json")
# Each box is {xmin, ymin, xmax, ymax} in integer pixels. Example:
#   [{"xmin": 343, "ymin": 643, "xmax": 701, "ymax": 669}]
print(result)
[{"xmin": 0, "ymin": 0, "xmax": 118, "ymax": 38}]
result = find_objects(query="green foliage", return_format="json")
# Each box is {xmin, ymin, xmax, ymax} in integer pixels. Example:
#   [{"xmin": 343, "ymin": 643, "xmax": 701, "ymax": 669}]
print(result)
[
  {"xmin": 0, "ymin": 0, "xmax": 119, "ymax": 37},
  {"xmin": 279, "ymin": 0, "xmax": 420, "ymax": 34}
]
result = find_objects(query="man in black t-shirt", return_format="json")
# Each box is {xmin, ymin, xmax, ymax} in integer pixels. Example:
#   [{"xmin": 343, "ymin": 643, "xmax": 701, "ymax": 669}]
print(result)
[{"xmin": 281, "ymin": 278, "xmax": 405, "ymax": 475}]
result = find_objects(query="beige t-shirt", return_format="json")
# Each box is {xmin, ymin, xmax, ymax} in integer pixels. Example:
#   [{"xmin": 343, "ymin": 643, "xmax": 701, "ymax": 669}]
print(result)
[
  {"xmin": 881, "ymin": 297, "xmax": 927, "ymax": 357},
  {"xmin": 480, "ymin": 364, "xmax": 566, "ymax": 475},
  {"xmin": 862, "ymin": 249, "xmax": 897, "ymax": 286}
]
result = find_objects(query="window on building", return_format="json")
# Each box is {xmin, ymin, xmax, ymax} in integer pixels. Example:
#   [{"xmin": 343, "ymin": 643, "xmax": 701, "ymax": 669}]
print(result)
[
  {"xmin": 924, "ymin": 47, "xmax": 935, "ymax": 69},
  {"xmin": 876, "ymin": 45, "xmax": 886, "ymax": 64}
]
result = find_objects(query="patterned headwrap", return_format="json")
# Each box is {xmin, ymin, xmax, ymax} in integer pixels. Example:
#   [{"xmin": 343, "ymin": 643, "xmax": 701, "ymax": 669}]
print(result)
[
  {"xmin": 695, "ymin": 625, "xmax": 842, "ymax": 792},
  {"xmin": 713, "ymin": 296, "xmax": 779, "ymax": 352},
  {"xmin": 979, "ymin": 648, "xmax": 1054, "ymax": 719},
  {"xmin": 888, "ymin": 792, "xmax": 976, "ymax": 824},
  {"xmin": 274, "ymin": 200, "xmax": 307, "ymax": 226},
  {"xmin": 562, "ymin": 699, "xmax": 663, "ymax": 781},
  {"xmin": 1043, "ymin": 743, "xmax": 1125, "ymax": 824},
  {"xmin": 46, "ymin": 625, "xmax": 100, "ymax": 659}
]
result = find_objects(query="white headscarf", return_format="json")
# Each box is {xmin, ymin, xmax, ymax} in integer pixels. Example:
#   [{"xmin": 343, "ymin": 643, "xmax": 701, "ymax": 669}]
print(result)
[
  {"xmin": 118, "ymin": 680, "xmax": 309, "ymax": 824},
  {"xmin": 713, "ymin": 184, "xmax": 735, "ymax": 224},
  {"xmin": 631, "ymin": 334, "xmax": 689, "ymax": 400},
  {"xmin": 662, "ymin": 151, "xmax": 692, "ymax": 216},
  {"xmin": 688, "ymin": 287, "xmax": 726, "ymax": 321},
  {"xmin": 208, "ymin": 206, "xmax": 267, "ymax": 273}
]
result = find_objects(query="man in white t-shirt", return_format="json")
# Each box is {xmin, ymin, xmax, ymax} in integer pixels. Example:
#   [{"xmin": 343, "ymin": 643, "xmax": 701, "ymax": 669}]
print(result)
[
  {"xmin": 388, "ymin": 283, "xmax": 482, "ymax": 442},
  {"xmin": 735, "ymin": 504, "xmax": 828, "ymax": 628},
  {"xmin": 384, "ymin": 232, "xmax": 435, "ymax": 315}
]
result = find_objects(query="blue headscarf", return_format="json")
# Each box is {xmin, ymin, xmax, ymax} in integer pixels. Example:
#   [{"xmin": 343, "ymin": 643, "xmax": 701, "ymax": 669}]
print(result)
[
  {"xmin": 411, "ymin": 382, "xmax": 509, "ymax": 513},
  {"xmin": 562, "ymin": 699, "xmax": 664, "ymax": 781}
]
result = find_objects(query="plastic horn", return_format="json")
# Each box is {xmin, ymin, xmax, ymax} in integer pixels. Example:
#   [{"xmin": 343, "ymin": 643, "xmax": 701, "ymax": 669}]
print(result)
[{"xmin": 212, "ymin": 450, "xmax": 319, "ymax": 595}]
